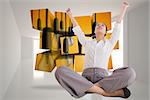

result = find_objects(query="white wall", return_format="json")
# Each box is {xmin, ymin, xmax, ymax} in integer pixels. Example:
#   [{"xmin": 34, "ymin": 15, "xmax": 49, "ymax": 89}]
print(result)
[
  {"xmin": 0, "ymin": 1, "xmax": 21, "ymax": 100},
  {"xmin": 149, "ymin": 1, "xmax": 150, "ymax": 99},
  {"xmin": 0, "ymin": 2, "xmax": 3, "ymax": 100},
  {"xmin": 123, "ymin": 14, "xmax": 128, "ymax": 67},
  {"xmin": 0, "ymin": 2, "xmax": 3, "ymax": 99},
  {"xmin": 4, "ymin": 35, "xmax": 93, "ymax": 100},
  {"xmin": 126, "ymin": 1, "xmax": 149, "ymax": 100}
]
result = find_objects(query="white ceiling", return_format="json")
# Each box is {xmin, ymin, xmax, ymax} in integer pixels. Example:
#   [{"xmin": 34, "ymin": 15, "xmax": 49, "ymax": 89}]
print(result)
[
  {"xmin": 3, "ymin": 0, "xmax": 148, "ymax": 37},
  {"xmin": 8, "ymin": 0, "xmax": 148, "ymax": 15}
]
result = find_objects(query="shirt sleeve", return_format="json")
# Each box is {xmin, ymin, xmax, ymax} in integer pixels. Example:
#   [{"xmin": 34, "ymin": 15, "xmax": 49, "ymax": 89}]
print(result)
[
  {"xmin": 72, "ymin": 25, "xmax": 87, "ymax": 46},
  {"xmin": 109, "ymin": 22, "xmax": 121, "ymax": 48}
]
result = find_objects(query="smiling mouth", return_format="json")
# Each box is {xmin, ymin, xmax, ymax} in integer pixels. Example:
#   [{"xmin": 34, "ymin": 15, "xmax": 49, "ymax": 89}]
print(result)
[
  {"xmin": 97, "ymin": 27, "xmax": 102, "ymax": 30},
  {"xmin": 96, "ymin": 32, "xmax": 103, "ymax": 35}
]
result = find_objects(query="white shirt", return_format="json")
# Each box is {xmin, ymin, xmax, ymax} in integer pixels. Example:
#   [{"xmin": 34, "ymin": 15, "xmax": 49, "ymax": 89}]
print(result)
[{"xmin": 72, "ymin": 22, "xmax": 121, "ymax": 75}]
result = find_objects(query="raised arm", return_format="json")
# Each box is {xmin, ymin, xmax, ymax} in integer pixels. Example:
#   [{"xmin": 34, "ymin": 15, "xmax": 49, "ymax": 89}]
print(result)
[
  {"xmin": 66, "ymin": 8, "xmax": 79, "ymax": 27},
  {"xmin": 116, "ymin": 1, "xmax": 129, "ymax": 23},
  {"xmin": 109, "ymin": 1, "xmax": 129, "ymax": 46},
  {"xmin": 66, "ymin": 8, "xmax": 87, "ymax": 46}
]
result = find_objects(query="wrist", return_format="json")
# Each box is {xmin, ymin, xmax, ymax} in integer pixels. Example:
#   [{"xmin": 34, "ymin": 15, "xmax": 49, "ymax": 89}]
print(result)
[
  {"xmin": 123, "ymin": 2, "xmax": 129, "ymax": 7},
  {"xmin": 68, "ymin": 14, "xmax": 73, "ymax": 18}
]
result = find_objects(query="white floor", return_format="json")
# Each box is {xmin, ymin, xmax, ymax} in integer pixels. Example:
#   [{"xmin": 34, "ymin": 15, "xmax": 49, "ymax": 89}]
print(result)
[{"xmin": 2, "ymin": 59, "xmax": 148, "ymax": 100}]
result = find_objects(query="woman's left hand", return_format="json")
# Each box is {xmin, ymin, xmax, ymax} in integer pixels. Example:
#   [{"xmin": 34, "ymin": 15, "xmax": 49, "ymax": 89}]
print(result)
[{"xmin": 123, "ymin": 1, "xmax": 130, "ymax": 8}]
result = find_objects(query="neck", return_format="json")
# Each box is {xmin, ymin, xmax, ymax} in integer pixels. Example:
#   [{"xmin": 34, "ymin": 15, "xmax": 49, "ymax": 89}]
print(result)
[
  {"xmin": 96, "ymin": 38, "xmax": 101, "ymax": 42},
  {"xmin": 96, "ymin": 37, "xmax": 105, "ymax": 42}
]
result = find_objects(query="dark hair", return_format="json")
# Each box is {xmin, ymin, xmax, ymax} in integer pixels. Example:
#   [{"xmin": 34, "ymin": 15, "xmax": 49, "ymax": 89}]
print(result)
[
  {"xmin": 104, "ymin": 23, "xmax": 108, "ymax": 33},
  {"xmin": 106, "ymin": 25, "xmax": 108, "ymax": 32},
  {"xmin": 104, "ymin": 25, "xmax": 108, "ymax": 36}
]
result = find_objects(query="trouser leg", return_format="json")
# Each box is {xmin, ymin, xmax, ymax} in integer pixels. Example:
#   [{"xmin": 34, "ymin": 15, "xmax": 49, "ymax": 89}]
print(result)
[
  {"xmin": 55, "ymin": 66, "xmax": 93, "ymax": 98},
  {"xmin": 97, "ymin": 67, "xmax": 136, "ymax": 93}
]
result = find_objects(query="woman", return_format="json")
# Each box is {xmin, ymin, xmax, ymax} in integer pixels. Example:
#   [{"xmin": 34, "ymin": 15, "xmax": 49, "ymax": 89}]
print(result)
[{"xmin": 55, "ymin": 1, "xmax": 136, "ymax": 99}]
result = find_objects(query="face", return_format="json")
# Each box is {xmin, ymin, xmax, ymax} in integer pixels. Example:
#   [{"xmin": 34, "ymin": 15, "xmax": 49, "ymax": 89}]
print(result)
[{"xmin": 94, "ymin": 22, "xmax": 107, "ymax": 39}]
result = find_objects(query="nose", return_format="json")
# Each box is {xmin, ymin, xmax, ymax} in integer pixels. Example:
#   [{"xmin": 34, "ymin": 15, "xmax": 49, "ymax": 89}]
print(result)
[{"xmin": 97, "ymin": 26, "xmax": 103, "ymax": 29}]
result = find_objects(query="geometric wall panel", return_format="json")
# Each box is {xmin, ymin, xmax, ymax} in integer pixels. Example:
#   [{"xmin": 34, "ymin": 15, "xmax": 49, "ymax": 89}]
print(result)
[{"xmin": 31, "ymin": 9, "xmax": 118, "ymax": 72}]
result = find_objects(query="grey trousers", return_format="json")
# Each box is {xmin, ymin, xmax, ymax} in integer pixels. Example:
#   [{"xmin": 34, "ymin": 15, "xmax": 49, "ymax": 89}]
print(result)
[{"xmin": 55, "ymin": 66, "xmax": 136, "ymax": 98}]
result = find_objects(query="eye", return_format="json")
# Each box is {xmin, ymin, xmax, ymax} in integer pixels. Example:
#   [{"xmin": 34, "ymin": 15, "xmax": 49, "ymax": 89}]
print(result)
[
  {"xmin": 96, "ymin": 23, "xmax": 100, "ymax": 26},
  {"xmin": 101, "ymin": 24, "xmax": 105, "ymax": 27}
]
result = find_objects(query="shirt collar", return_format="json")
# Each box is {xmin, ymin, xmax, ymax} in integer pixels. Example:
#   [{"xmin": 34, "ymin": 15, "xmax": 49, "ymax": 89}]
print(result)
[{"xmin": 93, "ymin": 38, "xmax": 106, "ymax": 44}]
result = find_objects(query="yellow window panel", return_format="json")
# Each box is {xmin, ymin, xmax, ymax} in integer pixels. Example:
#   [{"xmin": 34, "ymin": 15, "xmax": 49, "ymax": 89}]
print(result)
[
  {"xmin": 108, "ymin": 55, "xmax": 113, "ymax": 69},
  {"xmin": 30, "ymin": 9, "xmax": 54, "ymax": 31},
  {"xmin": 75, "ymin": 16, "xmax": 92, "ymax": 34},
  {"xmin": 48, "ymin": 10, "xmax": 55, "ymax": 31},
  {"xmin": 39, "ymin": 31, "xmax": 52, "ymax": 49},
  {"xmin": 54, "ymin": 12, "xmax": 60, "ymax": 32},
  {"xmin": 114, "ymin": 41, "xmax": 119, "ymax": 49},
  {"xmin": 55, "ymin": 12, "xmax": 70, "ymax": 33},
  {"xmin": 92, "ymin": 12, "xmax": 111, "ymax": 31},
  {"xmin": 40, "ymin": 32, "xmax": 61, "ymax": 51},
  {"xmin": 51, "ymin": 33, "xmax": 60, "ymax": 51},
  {"xmin": 30, "ymin": 10, "xmax": 38, "ymax": 30},
  {"xmin": 68, "ymin": 36, "xmax": 79, "ymax": 54},
  {"xmin": 35, "ymin": 51, "xmax": 60, "ymax": 72},
  {"xmin": 40, "ymin": 32, "xmax": 42, "ymax": 49},
  {"xmin": 40, "ymin": 9, "xmax": 46, "ymax": 30},
  {"xmin": 74, "ymin": 55, "xmax": 85, "ymax": 72},
  {"xmin": 55, "ymin": 55, "xmax": 74, "ymax": 70},
  {"xmin": 105, "ymin": 33, "xmax": 112, "ymax": 39},
  {"xmin": 60, "ymin": 36, "xmax": 79, "ymax": 55},
  {"xmin": 40, "ymin": 9, "xmax": 54, "ymax": 30}
]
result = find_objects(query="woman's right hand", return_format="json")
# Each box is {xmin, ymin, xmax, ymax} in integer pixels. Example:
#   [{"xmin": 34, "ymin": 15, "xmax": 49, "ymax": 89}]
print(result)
[
  {"xmin": 66, "ymin": 8, "xmax": 72, "ymax": 17},
  {"xmin": 66, "ymin": 8, "xmax": 78, "ymax": 27},
  {"xmin": 123, "ymin": 1, "xmax": 129, "ymax": 8}
]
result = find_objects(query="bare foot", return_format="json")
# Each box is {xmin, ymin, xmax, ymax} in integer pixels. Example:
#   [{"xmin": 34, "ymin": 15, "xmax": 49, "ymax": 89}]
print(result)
[
  {"xmin": 102, "ymin": 89, "xmax": 124, "ymax": 97},
  {"xmin": 86, "ymin": 85, "xmax": 105, "ymax": 95}
]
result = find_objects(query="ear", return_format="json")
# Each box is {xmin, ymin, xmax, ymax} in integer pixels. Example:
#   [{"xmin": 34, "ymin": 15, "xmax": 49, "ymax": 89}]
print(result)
[{"xmin": 106, "ymin": 26, "xmax": 108, "ymax": 32}]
